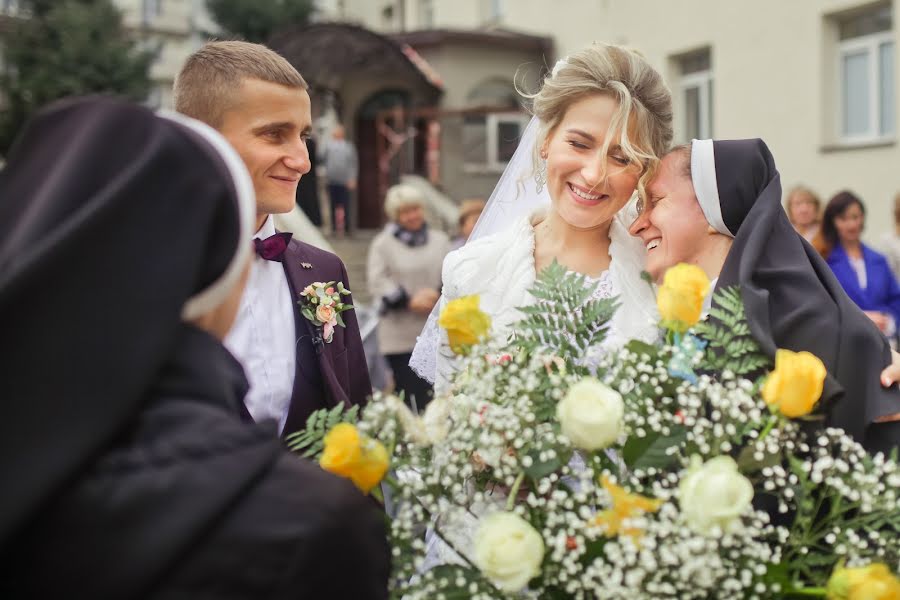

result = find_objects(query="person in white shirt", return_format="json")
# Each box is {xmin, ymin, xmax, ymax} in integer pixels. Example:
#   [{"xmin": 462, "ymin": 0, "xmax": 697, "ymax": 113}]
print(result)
[{"xmin": 174, "ymin": 41, "xmax": 372, "ymax": 436}]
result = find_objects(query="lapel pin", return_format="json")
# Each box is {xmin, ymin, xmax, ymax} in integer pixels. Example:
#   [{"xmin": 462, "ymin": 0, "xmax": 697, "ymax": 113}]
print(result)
[{"xmin": 301, "ymin": 262, "xmax": 313, "ymax": 270}]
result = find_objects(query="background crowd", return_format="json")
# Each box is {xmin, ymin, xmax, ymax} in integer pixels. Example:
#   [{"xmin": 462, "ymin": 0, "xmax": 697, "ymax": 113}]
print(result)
[{"xmin": 785, "ymin": 186, "xmax": 900, "ymax": 345}]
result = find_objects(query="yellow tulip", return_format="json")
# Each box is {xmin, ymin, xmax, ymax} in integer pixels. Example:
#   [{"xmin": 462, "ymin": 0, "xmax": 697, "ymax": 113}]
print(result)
[
  {"xmin": 656, "ymin": 263, "xmax": 710, "ymax": 332},
  {"xmin": 592, "ymin": 476, "xmax": 662, "ymax": 540},
  {"xmin": 762, "ymin": 349, "xmax": 826, "ymax": 418},
  {"xmin": 319, "ymin": 423, "xmax": 389, "ymax": 494},
  {"xmin": 826, "ymin": 562, "xmax": 900, "ymax": 600},
  {"xmin": 438, "ymin": 294, "xmax": 491, "ymax": 355}
]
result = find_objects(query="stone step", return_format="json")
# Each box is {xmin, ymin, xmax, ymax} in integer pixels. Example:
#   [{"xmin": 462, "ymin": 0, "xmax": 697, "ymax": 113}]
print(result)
[{"xmin": 326, "ymin": 229, "xmax": 379, "ymax": 306}]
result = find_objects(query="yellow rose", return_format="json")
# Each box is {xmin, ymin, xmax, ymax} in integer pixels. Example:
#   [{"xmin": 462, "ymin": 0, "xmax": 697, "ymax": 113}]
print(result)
[
  {"xmin": 656, "ymin": 263, "xmax": 711, "ymax": 332},
  {"xmin": 762, "ymin": 349, "xmax": 826, "ymax": 418},
  {"xmin": 319, "ymin": 423, "xmax": 389, "ymax": 494},
  {"xmin": 826, "ymin": 562, "xmax": 900, "ymax": 600},
  {"xmin": 438, "ymin": 294, "xmax": 491, "ymax": 355}
]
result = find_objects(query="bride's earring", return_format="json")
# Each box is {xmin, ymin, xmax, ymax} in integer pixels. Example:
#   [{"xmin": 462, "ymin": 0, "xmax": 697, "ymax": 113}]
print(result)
[{"xmin": 535, "ymin": 156, "xmax": 548, "ymax": 193}]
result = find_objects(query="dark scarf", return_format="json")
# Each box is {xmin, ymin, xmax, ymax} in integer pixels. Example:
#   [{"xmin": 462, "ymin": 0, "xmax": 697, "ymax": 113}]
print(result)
[
  {"xmin": 390, "ymin": 221, "xmax": 429, "ymax": 247},
  {"xmin": 700, "ymin": 138, "xmax": 898, "ymax": 452}
]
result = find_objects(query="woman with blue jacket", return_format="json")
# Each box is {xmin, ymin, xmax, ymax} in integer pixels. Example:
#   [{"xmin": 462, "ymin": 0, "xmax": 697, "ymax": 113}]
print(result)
[{"xmin": 820, "ymin": 190, "xmax": 900, "ymax": 338}]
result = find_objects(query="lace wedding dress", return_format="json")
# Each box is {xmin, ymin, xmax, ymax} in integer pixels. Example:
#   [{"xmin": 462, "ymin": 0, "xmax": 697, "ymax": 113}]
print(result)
[{"xmin": 418, "ymin": 208, "xmax": 659, "ymax": 393}]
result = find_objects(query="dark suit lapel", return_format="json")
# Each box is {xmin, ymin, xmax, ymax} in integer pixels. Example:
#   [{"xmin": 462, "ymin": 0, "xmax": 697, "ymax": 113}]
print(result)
[{"xmin": 281, "ymin": 243, "xmax": 350, "ymax": 412}]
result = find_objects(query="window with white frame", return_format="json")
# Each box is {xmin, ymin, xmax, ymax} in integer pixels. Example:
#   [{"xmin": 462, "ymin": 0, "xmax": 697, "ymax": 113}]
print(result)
[
  {"xmin": 463, "ymin": 113, "xmax": 529, "ymax": 172},
  {"xmin": 837, "ymin": 5, "xmax": 895, "ymax": 142},
  {"xmin": 142, "ymin": 0, "xmax": 163, "ymax": 25},
  {"xmin": 418, "ymin": 0, "xmax": 434, "ymax": 28},
  {"xmin": 676, "ymin": 49, "xmax": 713, "ymax": 142}
]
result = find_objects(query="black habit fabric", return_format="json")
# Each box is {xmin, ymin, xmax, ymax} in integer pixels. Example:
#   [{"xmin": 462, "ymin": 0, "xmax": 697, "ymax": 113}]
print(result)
[
  {"xmin": 0, "ymin": 97, "xmax": 389, "ymax": 598},
  {"xmin": 711, "ymin": 139, "xmax": 899, "ymax": 452}
]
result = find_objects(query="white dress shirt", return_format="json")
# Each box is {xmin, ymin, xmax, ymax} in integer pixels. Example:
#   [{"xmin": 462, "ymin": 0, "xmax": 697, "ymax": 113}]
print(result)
[{"xmin": 224, "ymin": 216, "xmax": 297, "ymax": 433}]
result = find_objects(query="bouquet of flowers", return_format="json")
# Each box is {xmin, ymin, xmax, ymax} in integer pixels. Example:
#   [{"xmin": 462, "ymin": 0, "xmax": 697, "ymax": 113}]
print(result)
[{"xmin": 292, "ymin": 263, "xmax": 900, "ymax": 599}]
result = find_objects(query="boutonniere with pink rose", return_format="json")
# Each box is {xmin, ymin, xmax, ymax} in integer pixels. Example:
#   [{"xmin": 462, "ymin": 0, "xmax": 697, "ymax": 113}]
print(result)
[{"xmin": 298, "ymin": 281, "xmax": 353, "ymax": 343}]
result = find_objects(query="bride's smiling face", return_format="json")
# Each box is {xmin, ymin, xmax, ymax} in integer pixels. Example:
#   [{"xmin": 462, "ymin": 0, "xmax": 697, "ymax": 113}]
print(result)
[{"xmin": 542, "ymin": 94, "xmax": 642, "ymax": 230}]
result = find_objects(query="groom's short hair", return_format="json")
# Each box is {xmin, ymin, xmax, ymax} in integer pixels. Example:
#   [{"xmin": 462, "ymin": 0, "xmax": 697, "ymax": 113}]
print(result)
[{"xmin": 174, "ymin": 41, "xmax": 308, "ymax": 128}]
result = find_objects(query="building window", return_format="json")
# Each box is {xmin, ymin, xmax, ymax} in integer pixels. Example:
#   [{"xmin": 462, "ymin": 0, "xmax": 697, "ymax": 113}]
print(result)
[
  {"xmin": 675, "ymin": 49, "xmax": 713, "ymax": 142},
  {"xmin": 142, "ymin": 0, "xmax": 162, "ymax": 25},
  {"xmin": 836, "ymin": 5, "xmax": 894, "ymax": 142},
  {"xmin": 2, "ymin": 0, "xmax": 27, "ymax": 15},
  {"xmin": 483, "ymin": 0, "xmax": 503, "ymax": 23},
  {"xmin": 463, "ymin": 113, "xmax": 529, "ymax": 172},
  {"xmin": 418, "ymin": 0, "xmax": 434, "ymax": 28}
]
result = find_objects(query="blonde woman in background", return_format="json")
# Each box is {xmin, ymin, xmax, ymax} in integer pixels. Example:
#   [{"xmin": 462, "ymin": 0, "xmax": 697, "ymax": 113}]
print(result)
[
  {"xmin": 368, "ymin": 184, "xmax": 451, "ymax": 409},
  {"xmin": 784, "ymin": 185, "xmax": 822, "ymax": 242}
]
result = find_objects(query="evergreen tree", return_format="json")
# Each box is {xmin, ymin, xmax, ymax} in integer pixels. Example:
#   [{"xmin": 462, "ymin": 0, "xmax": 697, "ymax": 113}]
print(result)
[
  {"xmin": 0, "ymin": 0, "xmax": 153, "ymax": 155},
  {"xmin": 206, "ymin": 0, "xmax": 314, "ymax": 44}
]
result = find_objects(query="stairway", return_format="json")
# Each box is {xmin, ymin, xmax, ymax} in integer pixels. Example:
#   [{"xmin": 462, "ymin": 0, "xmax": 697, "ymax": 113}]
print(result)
[{"xmin": 327, "ymin": 229, "xmax": 379, "ymax": 306}]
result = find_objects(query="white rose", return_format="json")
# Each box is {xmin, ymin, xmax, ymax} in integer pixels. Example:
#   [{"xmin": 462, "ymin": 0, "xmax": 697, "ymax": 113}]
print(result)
[
  {"xmin": 422, "ymin": 395, "xmax": 451, "ymax": 444},
  {"xmin": 473, "ymin": 512, "xmax": 544, "ymax": 592},
  {"xmin": 556, "ymin": 378, "xmax": 624, "ymax": 451},
  {"xmin": 678, "ymin": 455, "xmax": 754, "ymax": 536}
]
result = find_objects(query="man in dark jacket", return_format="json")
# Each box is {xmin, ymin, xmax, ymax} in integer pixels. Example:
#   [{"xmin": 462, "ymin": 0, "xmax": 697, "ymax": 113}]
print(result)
[{"xmin": 174, "ymin": 41, "xmax": 372, "ymax": 439}]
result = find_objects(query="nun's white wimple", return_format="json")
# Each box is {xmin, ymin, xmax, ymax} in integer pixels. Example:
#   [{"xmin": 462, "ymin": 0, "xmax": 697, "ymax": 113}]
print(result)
[
  {"xmin": 156, "ymin": 110, "xmax": 257, "ymax": 320},
  {"xmin": 690, "ymin": 139, "xmax": 733, "ymax": 238}
]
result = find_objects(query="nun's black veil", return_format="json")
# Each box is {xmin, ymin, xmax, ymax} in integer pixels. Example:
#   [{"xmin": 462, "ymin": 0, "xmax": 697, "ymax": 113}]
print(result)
[
  {"xmin": 0, "ymin": 98, "xmax": 261, "ymax": 549},
  {"xmin": 712, "ymin": 139, "xmax": 899, "ymax": 451}
]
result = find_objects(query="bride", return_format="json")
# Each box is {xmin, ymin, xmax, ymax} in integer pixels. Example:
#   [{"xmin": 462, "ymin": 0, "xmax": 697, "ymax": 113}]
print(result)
[{"xmin": 411, "ymin": 43, "xmax": 675, "ymax": 389}]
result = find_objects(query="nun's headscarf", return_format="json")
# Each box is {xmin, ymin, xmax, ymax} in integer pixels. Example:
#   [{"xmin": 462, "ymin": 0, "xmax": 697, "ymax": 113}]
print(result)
[
  {"xmin": 0, "ymin": 97, "xmax": 255, "ymax": 546},
  {"xmin": 691, "ymin": 138, "xmax": 898, "ymax": 451}
]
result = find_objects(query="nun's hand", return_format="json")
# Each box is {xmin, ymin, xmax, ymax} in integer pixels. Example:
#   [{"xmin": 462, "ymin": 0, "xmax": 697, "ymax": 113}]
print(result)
[{"xmin": 879, "ymin": 349, "xmax": 900, "ymax": 388}]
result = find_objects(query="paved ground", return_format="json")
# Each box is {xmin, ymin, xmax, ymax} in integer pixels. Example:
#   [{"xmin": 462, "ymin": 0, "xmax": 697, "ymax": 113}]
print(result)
[{"xmin": 326, "ymin": 229, "xmax": 379, "ymax": 306}]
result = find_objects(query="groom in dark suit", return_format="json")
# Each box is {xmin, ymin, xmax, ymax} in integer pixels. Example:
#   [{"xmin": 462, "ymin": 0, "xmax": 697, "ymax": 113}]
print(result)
[{"xmin": 174, "ymin": 41, "xmax": 371, "ymax": 436}]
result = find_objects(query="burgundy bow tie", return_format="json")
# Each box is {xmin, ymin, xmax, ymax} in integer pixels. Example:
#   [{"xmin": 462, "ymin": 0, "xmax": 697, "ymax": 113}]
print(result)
[{"xmin": 253, "ymin": 232, "xmax": 293, "ymax": 262}]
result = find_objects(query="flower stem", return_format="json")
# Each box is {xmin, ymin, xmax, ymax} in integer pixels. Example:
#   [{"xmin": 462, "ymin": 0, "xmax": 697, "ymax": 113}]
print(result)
[
  {"xmin": 758, "ymin": 414, "xmax": 778, "ymax": 442},
  {"xmin": 785, "ymin": 587, "xmax": 826, "ymax": 597},
  {"xmin": 506, "ymin": 472, "xmax": 526, "ymax": 511}
]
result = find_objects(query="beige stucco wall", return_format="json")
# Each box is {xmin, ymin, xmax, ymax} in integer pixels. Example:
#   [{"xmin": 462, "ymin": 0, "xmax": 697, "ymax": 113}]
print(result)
[
  {"xmin": 326, "ymin": 0, "xmax": 900, "ymax": 241},
  {"xmin": 415, "ymin": 43, "xmax": 544, "ymax": 200}
]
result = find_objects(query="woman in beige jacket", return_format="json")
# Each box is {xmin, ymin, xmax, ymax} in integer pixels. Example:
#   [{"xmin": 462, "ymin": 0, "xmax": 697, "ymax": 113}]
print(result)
[{"xmin": 367, "ymin": 184, "xmax": 451, "ymax": 410}]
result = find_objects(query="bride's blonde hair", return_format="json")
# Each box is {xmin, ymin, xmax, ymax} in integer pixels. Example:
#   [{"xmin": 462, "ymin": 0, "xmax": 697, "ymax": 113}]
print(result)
[{"xmin": 524, "ymin": 43, "xmax": 673, "ymax": 202}]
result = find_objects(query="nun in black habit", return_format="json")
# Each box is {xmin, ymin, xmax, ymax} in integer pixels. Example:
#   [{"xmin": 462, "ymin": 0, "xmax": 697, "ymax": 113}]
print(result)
[
  {"xmin": 691, "ymin": 138, "xmax": 899, "ymax": 453},
  {"xmin": 0, "ymin": 97, "xmax": 390, "ymax": 598}
]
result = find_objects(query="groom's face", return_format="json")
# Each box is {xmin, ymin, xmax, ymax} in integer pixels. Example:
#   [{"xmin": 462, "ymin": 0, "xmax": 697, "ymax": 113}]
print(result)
[{"xmin": 629, "ymin": 152, "xmax": 711, "ymax": 283}]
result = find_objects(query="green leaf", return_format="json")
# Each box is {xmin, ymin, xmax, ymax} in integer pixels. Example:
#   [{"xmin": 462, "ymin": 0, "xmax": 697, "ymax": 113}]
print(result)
[
  {"xmin": 284, "ymin": 404, "xmax": 360, "ymax": 460},
  {"xmin": 622, "ymin": 427, "xmax": 686, "ymax": 470},
  {"xmin": 417, "ymin": 564, "xmax": 497, "ymax": 598},
  {"xmin": 523, "ymin": 448, "xmax": 572, "ymax": 480}
]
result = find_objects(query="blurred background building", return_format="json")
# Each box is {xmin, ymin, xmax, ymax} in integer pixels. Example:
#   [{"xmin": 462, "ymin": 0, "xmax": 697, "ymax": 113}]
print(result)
[
  {"xmin": 114, "ymin": 0, "xmax": 219, "ymax": 109},
  {"xmin": 1, "ymin": 0, "xmax": 898, "ymax": 240}
]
